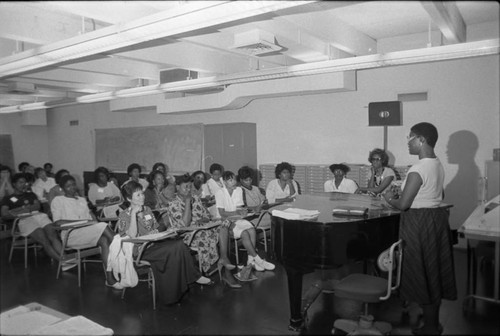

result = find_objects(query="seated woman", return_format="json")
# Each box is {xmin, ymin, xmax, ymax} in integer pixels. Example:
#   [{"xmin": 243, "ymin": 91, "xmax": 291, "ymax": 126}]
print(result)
[
  {"xmin": 32, "ymin": 167, "xmax": 57, "ymax": 214},
  {"xmin": 47, "ymin": 169, "xmax": 69, "ymax": 207},
  {"xmin": 191, "ymin": 170, "xmax": 215, "ymax": 209},
  {"xmin": 215, "ymin": 171, "xmax": 275, "ymax": 273},
  {"xmin": 44, "ymin": 162, "xmax": 55, "ymax": 178},
  {"xmin": 166, "ymin": 173, "xmax": 220, "ymax": 275},
  {"xmin": 357, "ymin": 148, "xmax": 396, "ymax": 196},
  {"xmin": 0, "ymin": 164, "xmax": 14, "ymax": 199},
  {"xmin": 88, "ymin": 167, "xmax": 123, "ymax": 215},
  {"xmin": 152, "ymin": 162, "xmax": 176, "ymax": 186},
  {"xmin": 51, "ymin": 175, "xmax": 120, "ymax": 288},
  {"xmin": 324, "ymin": 163, "xmax": 359, "ymax": 193},
  {"xmin": 265, "ymin": 162, "xmax": 299, "ymax": 204},
  {"xmin": 144, "ymin": 170, "xmax": 174, "ymax": 228},
  {"xmin": 121, "ymin": 163, "xmax": 149, "ymax": 190},
  {"xmin": 206, "ymin": 163, "xmax": 225, "ymax": 196},
  {"xmin": 118, "ymin": 181, "xmax": 212, "ymax": 306},
  {"xmin": 1, "ymin": 173, "xmax": 62, "ymax": 262},
  {"xmin": 238, "ymin": 166, "xmax": 267, "ymax": 211}
]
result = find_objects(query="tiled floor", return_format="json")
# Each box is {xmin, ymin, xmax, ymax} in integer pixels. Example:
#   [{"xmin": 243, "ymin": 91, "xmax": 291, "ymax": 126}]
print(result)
[{"xmin": 1, "ymin": 239, "xmax": 498, "ymax": 335}]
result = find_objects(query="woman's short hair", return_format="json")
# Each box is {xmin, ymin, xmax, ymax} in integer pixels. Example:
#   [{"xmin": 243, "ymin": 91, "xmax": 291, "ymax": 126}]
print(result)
[
  {"xmin": 54, "ymin": 169, "xmax": 69, "ymax": 184},
  {"xmin": 191, "ymin": 170, "xmax": 207, "ymax": 182},
  {"xmin": 34, "ymin": 167, "xmax": 45, "ymax": 178},
  {"xmin": 94, "ymin": 166, "xmax": 110, "ymax": 182},
  {"xmin": 411, "ymin": 122, "xmax": 438, "ymax": 148},
  {"xmin": 209, "ymin": 163, "xmax": 223, "ymax": 174},
  {"xmin": 127, "ymin": 163, "xmax": 141, "ymax": 175},
  {"xmin": 152, "ymin": 162, "xmax": 166, "ymax": 172},
  {"xmin": 275, "ymin": 162, "xmax": 293, "ymax": 178},
  {"xmin": 222, "ymin": 171, "xmax": 235, "ymax": 181},
  {"xmin": 368, "ymin": 148, "xmax": 389, "ymax": 167},
  {"xmin": 58, "ymin": 174, "xmax": 76, "ymax": 188},
  {"xmin": 147, "ymin": 170, "xmax": 165, "ymax": 188},
  {"xmin": 121, "ymin": 180, "xmax": 143, "ymax": 200},
  {"xmin": 11, "ymin": 173, "xmax": 26, "ymax": 185},
  {"xmin": 238, "ymin": 166, "xmax": 254, "ymax": 181},
  {"xmin": 174, "ymin": 173, "xmax": 193, "ymax": 186},
  {"xmin": 329, "ymin": 163, "xmax": 350, "ymax": 174},
  {"xmin": 44, "ymin": 163, "xmax": 53, "ymax": 170},
  {"xmin": 18, "ymin": 162, "xmax": 30, "ymax": 172}
]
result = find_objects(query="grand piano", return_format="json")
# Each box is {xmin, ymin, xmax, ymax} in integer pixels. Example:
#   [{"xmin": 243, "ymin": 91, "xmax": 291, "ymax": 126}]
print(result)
[{"xmin": 270, "ymin": 193, "xmax": 400, "ymax": 331}]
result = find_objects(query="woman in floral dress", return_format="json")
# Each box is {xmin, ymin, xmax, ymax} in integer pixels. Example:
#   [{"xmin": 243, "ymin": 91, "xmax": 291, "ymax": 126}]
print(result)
[{"xmin": 166, "ymin": 173, "xmax": 221, "ymax": 274}]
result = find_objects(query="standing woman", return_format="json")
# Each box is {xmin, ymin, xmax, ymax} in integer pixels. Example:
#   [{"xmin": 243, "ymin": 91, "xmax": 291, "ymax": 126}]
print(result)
[
  {"xmin": 382, "ymin": 122, "xmax": 456, "ymax": 335},
  {"xmin": 166, "ymin": 174, "xmax": 220, "ymax": 275},
  {"xmin": 118, "ymin": 181, "xmax": 212, "ymax": 307},
  {"xmin": 265, "ymin": 162, "xmax": 298, "ymax": 204},
  {"xmin": 358, "ymin": 148, "xmax": 396, "ymax": 196}
]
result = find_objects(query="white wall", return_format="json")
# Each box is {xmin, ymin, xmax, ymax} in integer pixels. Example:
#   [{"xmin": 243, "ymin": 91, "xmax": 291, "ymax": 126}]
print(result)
[{"xmin": 1, "ymin": 55, "xmax": 499, "ymax": 229}]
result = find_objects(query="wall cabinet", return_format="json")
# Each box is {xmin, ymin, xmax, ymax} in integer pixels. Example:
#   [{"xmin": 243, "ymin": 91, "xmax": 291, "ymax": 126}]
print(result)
[{"xmin": 204, "ymin": 123, "xmax": 257, "ymax": 175}]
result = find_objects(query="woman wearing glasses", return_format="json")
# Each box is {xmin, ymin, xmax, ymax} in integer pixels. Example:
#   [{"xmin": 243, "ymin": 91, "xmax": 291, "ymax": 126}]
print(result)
[
  {"xmin": 382, "ymin": 122, "xmax": 456, "ymax": 335},
  {"xmin": 357, "ymin": 148, "xmax": 395, "ymax": 196}
]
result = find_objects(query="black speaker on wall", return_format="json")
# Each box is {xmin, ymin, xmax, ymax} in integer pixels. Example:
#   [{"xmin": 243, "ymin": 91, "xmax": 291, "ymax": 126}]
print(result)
[{"xmin": 368, "ymin": 101, "xmax": 402, "ymax": 126}]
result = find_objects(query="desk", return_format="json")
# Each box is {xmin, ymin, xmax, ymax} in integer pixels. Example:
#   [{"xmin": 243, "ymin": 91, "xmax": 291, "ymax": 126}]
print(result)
[
  {"xmin": 0, "ymin": 302, "xmax": 113, "ymax": 335},
  {"xmin": 460, "ymin": 196, "xmax": 500, "ymax": 307},
  {"xmin": 271, "ymin": 193, "xmax": 401, "ymax": 331}
]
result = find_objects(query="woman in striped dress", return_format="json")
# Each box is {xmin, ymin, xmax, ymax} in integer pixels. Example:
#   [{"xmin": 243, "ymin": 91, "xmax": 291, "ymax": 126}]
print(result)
[{"xmin": 382, "ymin": 122, "xmax": 457, "ymax": 335}]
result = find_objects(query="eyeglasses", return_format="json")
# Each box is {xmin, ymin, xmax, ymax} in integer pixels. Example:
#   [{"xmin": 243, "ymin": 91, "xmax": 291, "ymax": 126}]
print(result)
[
  {"xmin": 370, "ymin": 157, "xmax": 382, "ymax": 162},
  {"xmin": 407, "ymin": 135, "xmax": 417, "ymax": 143}
]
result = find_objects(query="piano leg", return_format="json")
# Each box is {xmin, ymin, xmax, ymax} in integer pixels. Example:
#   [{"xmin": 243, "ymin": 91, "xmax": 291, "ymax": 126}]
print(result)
[{"xmin": 285, "ymin": 264, "xmax": 305, "ymax": 332}]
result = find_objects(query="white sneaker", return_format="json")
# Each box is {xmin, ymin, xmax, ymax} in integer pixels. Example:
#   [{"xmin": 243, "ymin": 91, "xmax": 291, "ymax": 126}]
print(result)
[
  {"xmin": 253, "ymin": 255, "xmax": 275, "ymax": 271},
  {"xmin": 248, "ymin": 256, "xmax": 264, "ymax": 272}
]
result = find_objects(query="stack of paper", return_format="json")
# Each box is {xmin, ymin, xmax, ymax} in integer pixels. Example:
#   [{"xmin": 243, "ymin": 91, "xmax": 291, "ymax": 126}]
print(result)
[
  {"xmin": 272, "ymin": 208, "xmax": 320, "ymax": 220},
  {"xmin": 0, "ymin": 306, "xmax": 61, "ymax": 335},
  {"xmin": 30, "ymin": 315, "xmax": 113, "ymax": 335}
]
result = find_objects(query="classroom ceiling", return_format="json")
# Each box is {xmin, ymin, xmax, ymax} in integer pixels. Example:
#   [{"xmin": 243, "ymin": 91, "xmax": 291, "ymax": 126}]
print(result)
[{"xmin": 0, "ymin": 1, "xmax": 499, "ymax": 113}]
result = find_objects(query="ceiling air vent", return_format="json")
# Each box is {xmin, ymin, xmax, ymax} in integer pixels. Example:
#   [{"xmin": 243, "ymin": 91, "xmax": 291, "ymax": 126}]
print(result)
[
  {"xmin": 230, "ymin": 29, "xmax": 283, "ymax": 56},
  {"xmin": 160, "ymin": 69, "xmax": 198, "ymax": 84}
]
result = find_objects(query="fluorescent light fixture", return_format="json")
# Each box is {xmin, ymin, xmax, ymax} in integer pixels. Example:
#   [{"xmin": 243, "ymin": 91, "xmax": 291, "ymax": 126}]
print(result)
[{"xmin": 0, "ymin": 39, "xmax": 498, "ymax": 114}]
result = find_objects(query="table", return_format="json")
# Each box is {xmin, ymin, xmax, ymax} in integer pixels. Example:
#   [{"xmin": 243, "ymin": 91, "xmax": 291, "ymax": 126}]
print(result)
[
  {"xmin": 460, "ymin": 196, "xmax": 500, "ymax": 308},
  {"xmin": 270, "ymin": 193, "xmax": 401, "ymax": 331}
]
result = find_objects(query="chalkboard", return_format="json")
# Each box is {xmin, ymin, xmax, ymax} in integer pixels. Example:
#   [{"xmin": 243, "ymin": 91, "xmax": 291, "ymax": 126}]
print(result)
[
  {"xmin": 0, "ymin": 134, "xmax": 15, "ymax": 170},
  {"xmin": 95, "ymin": 124, "xmax": 204, "ymax": 173}
]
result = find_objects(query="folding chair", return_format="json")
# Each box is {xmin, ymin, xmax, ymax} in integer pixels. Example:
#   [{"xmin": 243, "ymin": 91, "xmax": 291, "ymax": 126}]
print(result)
[
  {"xmin": 8, "ymin": 216, "xmax": 42, "ymax": 268},
  {"xmin": 56, "ymin": 223, "xmax": 103, "ymax": 287},
  {"xmin": 121, "ymin": 241, "xmax": 156, "ymax": 310}
]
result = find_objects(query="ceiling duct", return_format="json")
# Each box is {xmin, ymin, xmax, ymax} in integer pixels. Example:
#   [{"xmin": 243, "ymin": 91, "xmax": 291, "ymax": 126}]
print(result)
[
  {"xmin": 160, "ymin": 69, "xmax": 199, "ymax": 84},
  {"xmin": 6, "ymin": 82, "xmax": 36, "ymax": 94},
  {"xmin": 231, "ymin": 29, "xmax": 283, "ymax": 56}
]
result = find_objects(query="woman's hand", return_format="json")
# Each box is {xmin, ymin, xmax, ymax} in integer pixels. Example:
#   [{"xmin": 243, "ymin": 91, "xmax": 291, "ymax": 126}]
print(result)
[{"xmin": 130, "ymin": 204, "xmax": 142, "ymax": 215}]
